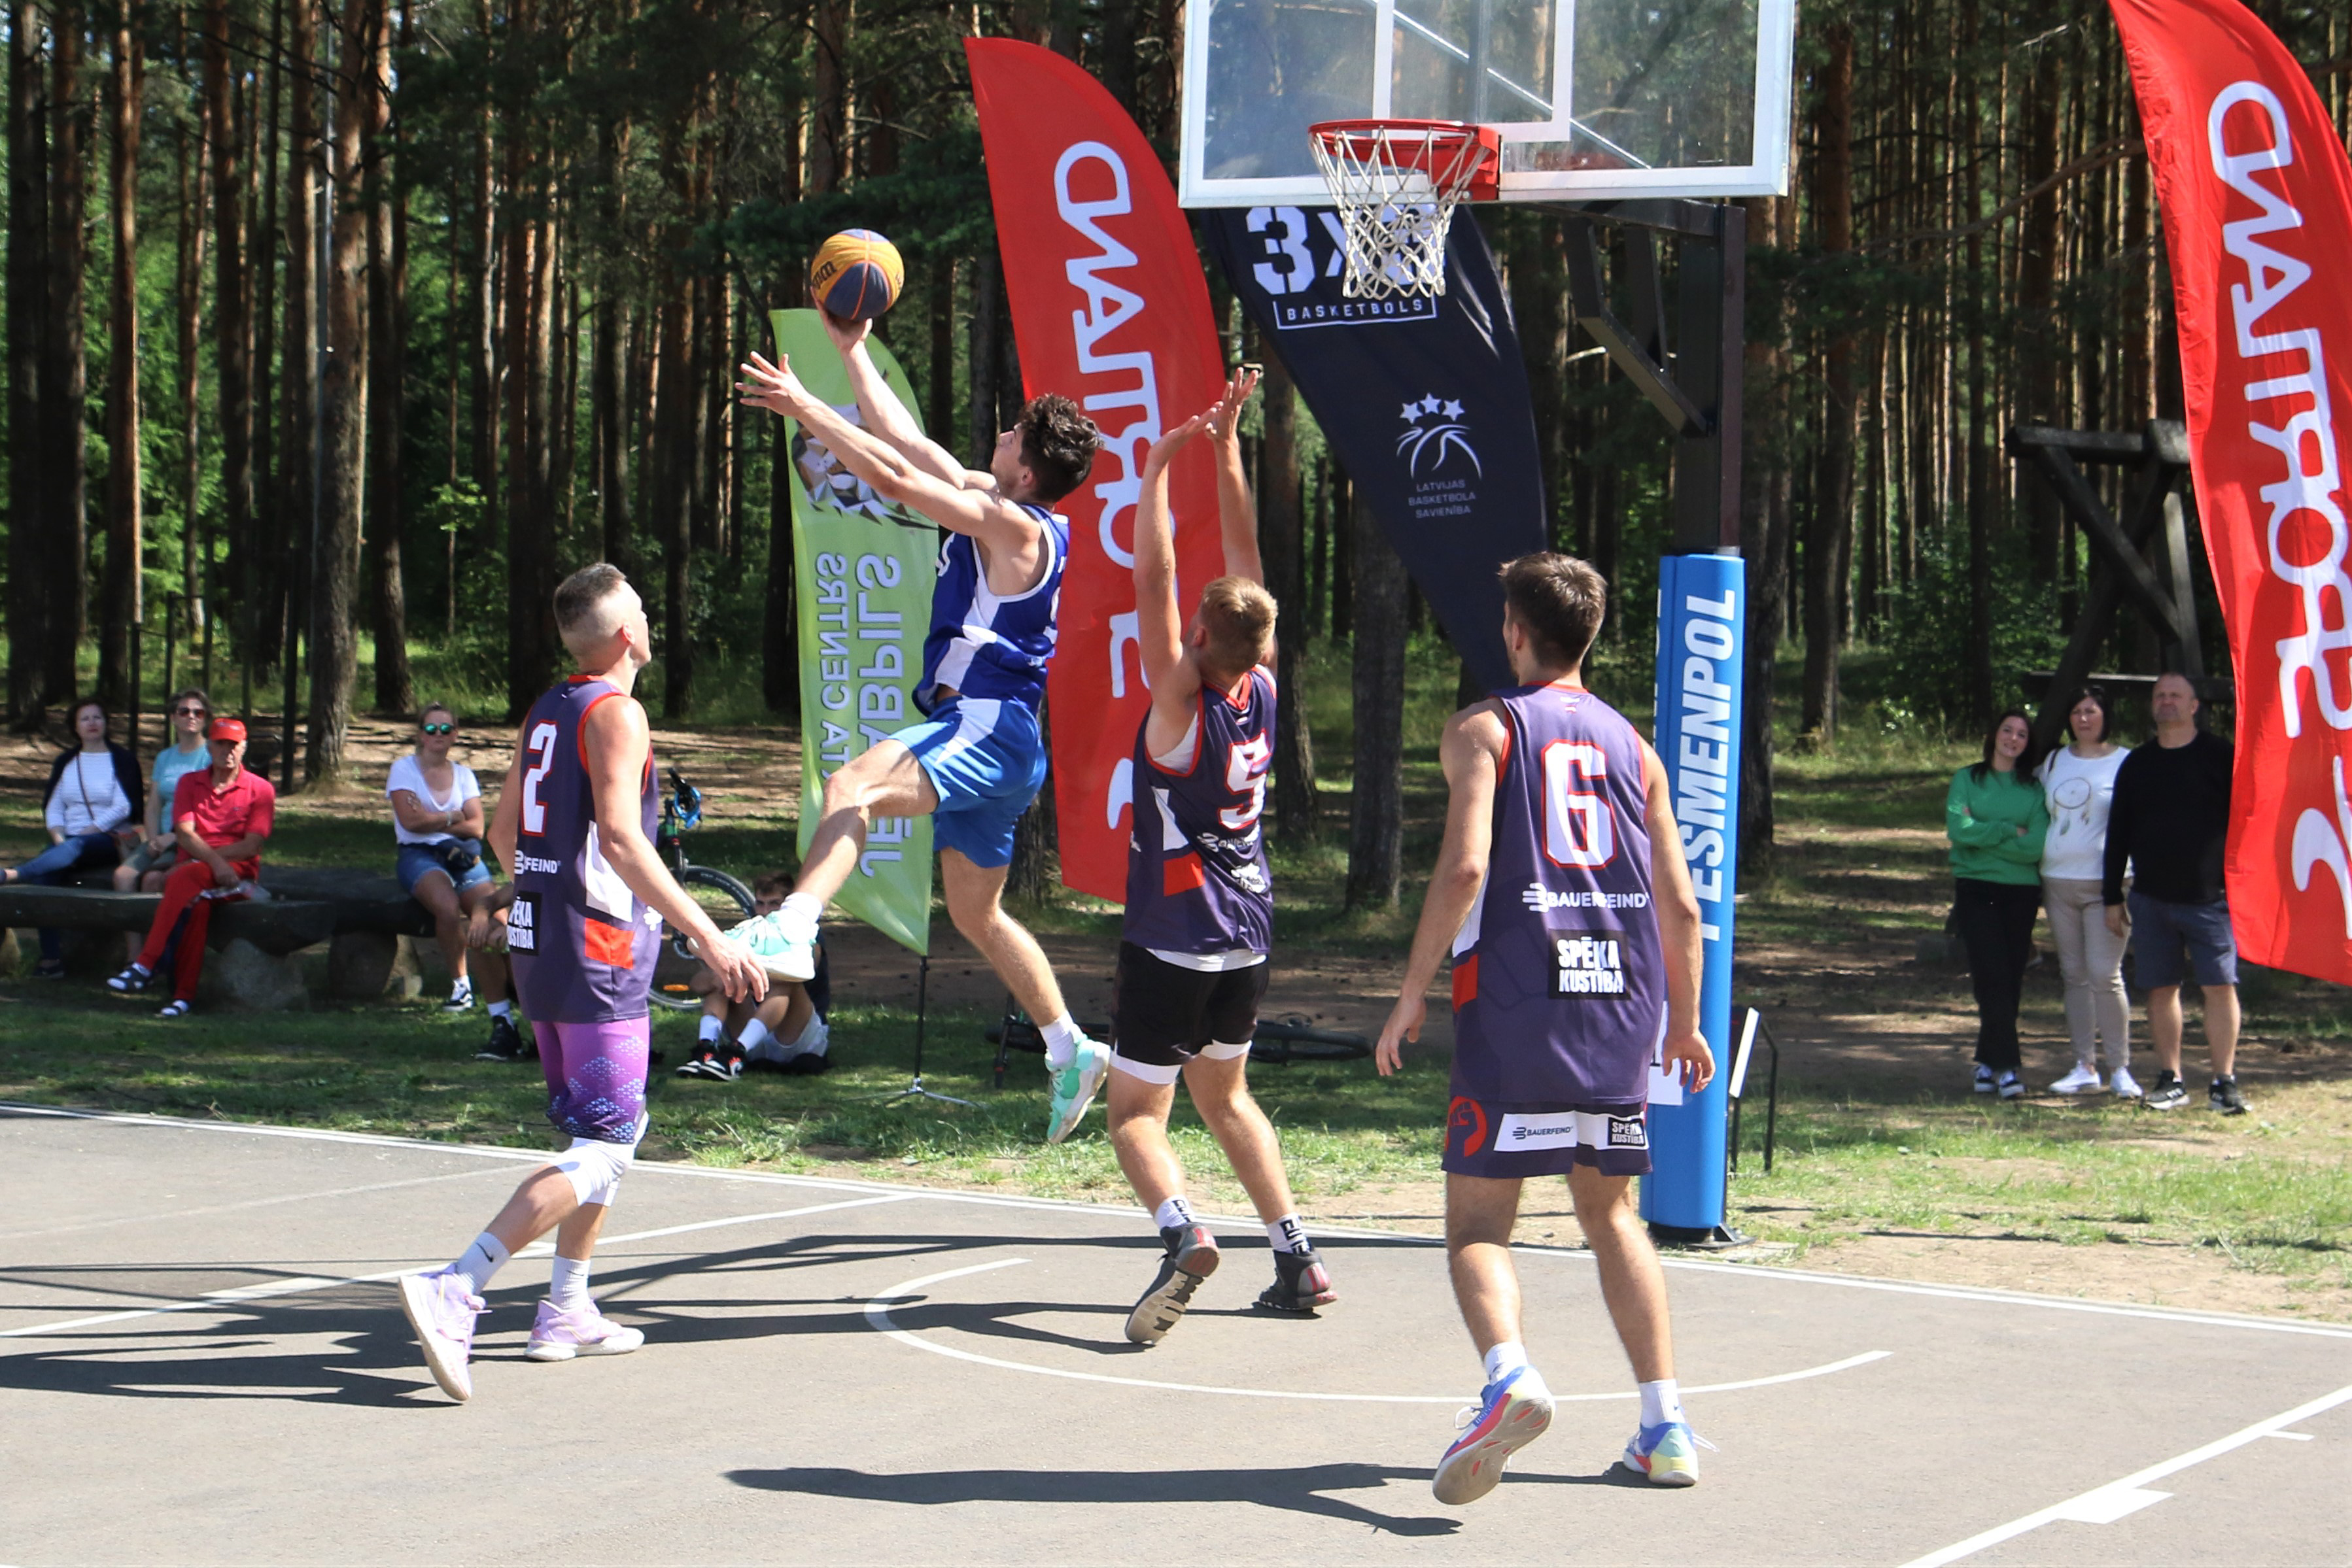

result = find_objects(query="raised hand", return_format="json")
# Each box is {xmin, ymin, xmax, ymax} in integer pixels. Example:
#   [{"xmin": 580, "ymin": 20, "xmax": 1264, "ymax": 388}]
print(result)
[
  {"xmin": 736, "ymin": 350, "xmax": 808, "ymax": 418},
  {"xmin": 1143, "ymin": 410, "xmax": 1212, "ymax": 475},
  {"xmin": 1207, "ymin": 366, "xmax": 1261, "ymax": 447}
]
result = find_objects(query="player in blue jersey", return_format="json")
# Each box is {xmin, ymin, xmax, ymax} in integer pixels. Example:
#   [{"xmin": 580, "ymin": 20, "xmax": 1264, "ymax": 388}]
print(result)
[
  {"xmin": 398, "ymin": 565, "xmax": 767, "ymax": 1402},
  {"xmin": 1109, "ymin": 371, "xmax": 1337, "ymax": 1346},
  {"xmin": 1377, "ymin": 553, "xmax": 1714, "ymax": 1503},
  {"xmin": 736, "ymin": 316, "xmax": 1112, "ymax": 1142}
]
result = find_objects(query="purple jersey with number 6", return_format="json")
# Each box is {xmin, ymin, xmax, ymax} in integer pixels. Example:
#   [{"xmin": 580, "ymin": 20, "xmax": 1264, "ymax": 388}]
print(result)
[
  {"xmin": 507, "ymin": 675, "xmax": 663, "ymax": 1023},
  {"xmin": 1123, "ymin": 667, "xmax": 1275, "ymax": 957},
  {"xmin": 1449, "ymin": 681, "xmax": 1663, "ymax": 1104}
]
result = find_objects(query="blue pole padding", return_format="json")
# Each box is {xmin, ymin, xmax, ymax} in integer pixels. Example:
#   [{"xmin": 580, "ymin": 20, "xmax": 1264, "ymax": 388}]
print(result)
[{"xmin": 1639, "ymin": 553, "xmax": 1746, "ymax": 1233}]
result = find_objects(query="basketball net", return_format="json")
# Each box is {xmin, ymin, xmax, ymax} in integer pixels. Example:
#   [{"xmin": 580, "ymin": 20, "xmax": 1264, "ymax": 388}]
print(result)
[{"xmin": 1308, "ymin": 120, "xmax": 1502, "ymax": 300}]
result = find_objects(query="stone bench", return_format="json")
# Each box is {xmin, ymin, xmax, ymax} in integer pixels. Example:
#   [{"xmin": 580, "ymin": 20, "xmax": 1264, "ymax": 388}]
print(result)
[{"xmin": 0, "ymin": 865, "xmax": 438, "ymax": 1008}]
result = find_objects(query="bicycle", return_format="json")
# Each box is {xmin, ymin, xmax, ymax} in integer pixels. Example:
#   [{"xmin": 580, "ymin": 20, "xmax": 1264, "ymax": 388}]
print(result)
[{"xmin": 648, "ymin": 769, "xmax": 759, "ymax": 1012}]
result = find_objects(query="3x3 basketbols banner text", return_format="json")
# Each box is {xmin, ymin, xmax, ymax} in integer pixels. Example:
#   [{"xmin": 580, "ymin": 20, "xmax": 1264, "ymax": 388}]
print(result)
[{"xmin": 2115, "ymin": 0, "xmax": 2352, "ymax": 988}]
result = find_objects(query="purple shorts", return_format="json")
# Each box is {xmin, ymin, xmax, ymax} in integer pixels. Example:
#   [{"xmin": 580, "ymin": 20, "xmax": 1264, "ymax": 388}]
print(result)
[
  {"xmin": 1442, "ymin": 1095, "xmax": 1652, "ymax": 1179},
  {"xmin": 536, "ymin": 1017, "xmax": 650, "ymax": 1144}
]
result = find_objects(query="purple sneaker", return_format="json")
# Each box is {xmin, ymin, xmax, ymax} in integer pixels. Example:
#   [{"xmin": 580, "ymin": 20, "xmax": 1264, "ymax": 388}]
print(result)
[
  {"xmin": 398, "ymin": 1269, "xmax": 484, "ymax": 1403},
  {"xmin": 525, "ymin": 1299, "xmax": 646, "ymax": 1362}
]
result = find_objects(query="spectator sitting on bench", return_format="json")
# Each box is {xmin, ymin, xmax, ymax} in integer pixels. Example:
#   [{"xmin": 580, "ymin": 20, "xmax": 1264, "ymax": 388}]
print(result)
[
  {"xmin": 116, "ymin": 687, "xmax": 215, "ymax": 895},
  {"xmin": 387, "ymin": 703, "xmax": 522, "ymax": 1061},
  {"xmin": 107, "ymin": 717, "xmax": 276, "ymax": 1018},
  {"xmin": 3, "ymin": 697, "xmax": 146, "ymax": 980},
  {"xmin": 675, "ymin": 872, "xmax": 832, "ymax": 1080}
]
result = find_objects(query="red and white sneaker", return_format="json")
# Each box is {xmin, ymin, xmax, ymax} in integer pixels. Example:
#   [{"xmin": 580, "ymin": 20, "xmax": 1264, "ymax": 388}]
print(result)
[
  {"xmin": 525, "ymin": 1300, "xmax": 646, "ymax": 1362},
  {"xmin": 1433, "ymin": 1365, "xmax": 1555, "ymax": 1505},
  {"xmin": 398, "ymin": 1269, "xmax": 485, "ymax": 1403}
]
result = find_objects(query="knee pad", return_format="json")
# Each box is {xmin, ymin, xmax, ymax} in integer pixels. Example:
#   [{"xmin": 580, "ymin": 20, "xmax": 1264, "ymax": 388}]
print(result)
[{"xmin": 551, "ymin": 1121, "xmax": 641, "ymax": 1208}]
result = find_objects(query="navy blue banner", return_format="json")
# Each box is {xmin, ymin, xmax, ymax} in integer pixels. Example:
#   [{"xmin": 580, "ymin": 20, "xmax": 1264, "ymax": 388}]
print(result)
[{"xmin": 1200, "ymin": 208, "xmax": 1548, "ymax": 692}]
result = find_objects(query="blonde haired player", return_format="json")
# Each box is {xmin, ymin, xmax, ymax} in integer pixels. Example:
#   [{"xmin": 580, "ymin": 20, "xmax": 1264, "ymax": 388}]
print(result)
[{"xmin": 1110, "ymin": 369, "xmax": 1337, "ymax": 1345}]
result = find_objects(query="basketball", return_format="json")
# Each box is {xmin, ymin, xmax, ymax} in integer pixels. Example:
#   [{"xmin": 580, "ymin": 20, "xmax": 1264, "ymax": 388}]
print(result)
[{"xmin": 808, "ymin": 230, "xmax": 905, "ymax": 321}]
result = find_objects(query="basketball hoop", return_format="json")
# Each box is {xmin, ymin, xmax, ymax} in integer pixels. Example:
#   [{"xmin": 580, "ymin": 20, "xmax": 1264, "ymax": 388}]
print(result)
[{"xmin": 1307, "ymin": 119, "xmax": 1502, "ymax": 300}]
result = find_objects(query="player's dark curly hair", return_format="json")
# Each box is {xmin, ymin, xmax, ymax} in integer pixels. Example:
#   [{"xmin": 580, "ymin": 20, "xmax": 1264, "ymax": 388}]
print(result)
[
  {"xmin": 1498, "ymin": 552, "xmax": 1607, "ymax": 670},
  {"xmin": 1016, "ymin": 395, "xmax": 1101, "ymax": 502}
]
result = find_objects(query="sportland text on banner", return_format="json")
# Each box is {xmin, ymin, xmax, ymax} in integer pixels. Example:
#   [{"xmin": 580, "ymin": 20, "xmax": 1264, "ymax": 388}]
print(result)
[
  {"xmin": 966, "ymin": 37, "xmax": 1231, "ymax": 901},
  {"xmin": 2113, "ymin": 0, "xmax": 2352, "ymax": 985}
]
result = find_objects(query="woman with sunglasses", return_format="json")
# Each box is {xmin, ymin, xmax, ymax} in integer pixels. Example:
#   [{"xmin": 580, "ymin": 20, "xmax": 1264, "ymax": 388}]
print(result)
[
  {"xmin": 389, "ymin": 704, "xmax": 519, "ymax": 1054},
  {"xmin": 3, "ymin": 698, "xmax": 145, "ymax": 978},
  {"xmin": 115, "ymin": 688, "xmax": 215, "ymax": 895}
]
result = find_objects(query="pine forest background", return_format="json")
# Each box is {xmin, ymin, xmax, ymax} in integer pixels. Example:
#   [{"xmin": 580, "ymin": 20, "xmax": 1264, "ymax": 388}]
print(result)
[{"xmin": 1, "ymin": 0, "xmax": 2338, "ymax": 888}]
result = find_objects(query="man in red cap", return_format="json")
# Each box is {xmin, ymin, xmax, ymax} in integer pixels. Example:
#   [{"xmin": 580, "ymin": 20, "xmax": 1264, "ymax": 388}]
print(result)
[{"xmin": 109, "ymin": 717, "xmax": 278, "ymax": 1016}]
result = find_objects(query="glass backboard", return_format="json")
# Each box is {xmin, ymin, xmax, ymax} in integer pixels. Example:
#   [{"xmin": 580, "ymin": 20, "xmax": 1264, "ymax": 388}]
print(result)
[{"xmin": 1178, "ymin": 0, "xmax": 1795, "ymax": 206}]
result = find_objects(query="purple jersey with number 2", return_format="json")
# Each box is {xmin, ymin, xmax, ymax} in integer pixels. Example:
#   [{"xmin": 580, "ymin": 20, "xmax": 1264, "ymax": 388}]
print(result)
[
  {"xmin": 1123, "ymin": 667, "xmax": 1275, "ymax": 957},
  {"xmin": 507, "ymin": 675, "xmax": 662, "ymax": 1023},
  {"xmin": 1449, "ymin": 681, "xmax": 1663, "ymax": 1105}
]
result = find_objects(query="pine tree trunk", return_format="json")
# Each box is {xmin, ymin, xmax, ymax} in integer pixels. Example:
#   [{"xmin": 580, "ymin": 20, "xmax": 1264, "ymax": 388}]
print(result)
[
  {"xmin": 1258, "ymin": 349, "xmax": 1317, "ymax": 845},
  {"xmin": 969, "ymin": 249, "xmax": 999, "ymax": 465},
  {"xmin": 1738, "ymin": 194, "xmax": 1790, "ymax": 876},
  {"xmin": 203, "ymin": 0, "xmax": 252, "ymax": 681},
  {"xmin": 278, "ymin": 0, "xmax": 317, "ymax": 777},
  {"xmin": 763, "ymin": 413, "xmax": 796, "ymax": 715},
  {"xmin": 1345, "ymin": 504, "xmax": 1406, "ymax": 910},
  {"xmin": 176, "ymin": 82, "xmax": 211, "ymax": 658},
  {"xmin": 1798, "ymin": 19, "xmax": 1856, "ymax": 745},
  {"xmin": 8, "ymin": 0, "xmax": 51, "ymax": 723},
  {"xmin": 807, "ymin": 0, "xmax": 847, "ymax": 196},
  {"xmin": 368, "ymin": 0, "xmax": 411, "ymax": 717},
  {"xmin": 97, "ymin": 0, "xmax": 141, "ymax": 711},
  {"xmin": 307, "ymin": 0, "xmax": 377, "ymax": 784},
  {"xmin": 46, "ymin": 0, "xmax": 90, "ymax": 706},
  {"xmin": 249, "ymin": 0, "xmax": 282, "ymax": 675}
]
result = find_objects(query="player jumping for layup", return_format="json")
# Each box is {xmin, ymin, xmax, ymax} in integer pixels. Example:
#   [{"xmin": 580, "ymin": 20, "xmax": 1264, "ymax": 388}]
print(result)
[
  {"xmin": 1377, "ymin": 553, "xmax": 1713, "ymax": 1503},
  {"xmin": 735, "ymin": 317, "xmax": 1110, "ymax": 1142},
  {"xmin": 1112, "ymin": 371, "xmax": 1337, "ymax": 1345},
  {"xmin": 398, "ymin": 566, "xmax": 767, "ymax": 1402}
]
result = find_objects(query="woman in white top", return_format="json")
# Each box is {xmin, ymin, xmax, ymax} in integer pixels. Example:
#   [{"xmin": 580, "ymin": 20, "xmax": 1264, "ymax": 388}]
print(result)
[
  {"xmin": 2038, "ymin": 686, "xmax": 2136, "ymax": 1097},
  {"xmin": 388, "ymin": 704, "xmax": 513, "ymax": 1044},
  {"xmin": 3, "ymin": 698, "xmax": 146, "ymax": 978}
]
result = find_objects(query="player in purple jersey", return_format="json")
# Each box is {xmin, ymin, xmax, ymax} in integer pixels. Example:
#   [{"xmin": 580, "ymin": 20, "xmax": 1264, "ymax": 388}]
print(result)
[
  {"xmin": 736, "ymin": 315, "xmax": 1116, "ymax": 1144},
  {"xmin": 1108, "ymin": 371, "xmax": 1338, "ymax": 1346},
  {"xmin": 397, "ymin": 566, "xmax": 767, "ymax": 1403},
  {"xmin": 1377, "ymin": 553, "xmax": 1714, "ymax": 1503}
]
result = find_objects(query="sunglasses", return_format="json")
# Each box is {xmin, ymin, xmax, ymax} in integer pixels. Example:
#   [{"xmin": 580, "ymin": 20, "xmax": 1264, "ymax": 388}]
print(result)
[
  {"xmin": 420, "ymin": 723, "xmax": 456, "ymax": 736},
  {"xmin": 173, "ymin": 704, "xmax": 209, "ymax": 717}
]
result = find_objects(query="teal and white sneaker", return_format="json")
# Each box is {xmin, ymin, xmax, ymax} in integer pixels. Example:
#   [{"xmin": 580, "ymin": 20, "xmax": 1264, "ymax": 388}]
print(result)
[
  {"xmin": 1621, "ymin": 1420, "xmax": 1710, "ymax": 1486},
  {"xmin": 1045, "ymin": 1036, "xmax": 1109, "ymax": 1144},
  {"xmin": 729, "ymin": 910, "xmax": 816, "ymax": 983}
]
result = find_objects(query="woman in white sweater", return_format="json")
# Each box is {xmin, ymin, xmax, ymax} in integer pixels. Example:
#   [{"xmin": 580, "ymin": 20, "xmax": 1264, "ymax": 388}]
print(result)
[
  {"xmin": 2, "ymin": 699, "xmax": 146, "ymax": 978},
  {"xmin": 2038, "ymin": 687, "xmax": 2137, "ymax": 1097}
]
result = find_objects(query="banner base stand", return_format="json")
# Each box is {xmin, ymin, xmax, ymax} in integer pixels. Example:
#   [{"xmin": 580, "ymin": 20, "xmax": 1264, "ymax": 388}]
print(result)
[
  {"xmin": 864, "ymin": 956, "xmax": 977, "ymax": 1110},
  {"xmin": 1646, "ymin": 1221, "xmax": 1752, "ymax": 1252}
]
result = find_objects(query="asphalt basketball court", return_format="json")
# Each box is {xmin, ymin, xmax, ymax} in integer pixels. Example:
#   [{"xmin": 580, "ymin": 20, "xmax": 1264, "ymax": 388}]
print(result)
[{"xmin": 2, "ymin": 1101, "xmax": 2345, "ymax": 1565}]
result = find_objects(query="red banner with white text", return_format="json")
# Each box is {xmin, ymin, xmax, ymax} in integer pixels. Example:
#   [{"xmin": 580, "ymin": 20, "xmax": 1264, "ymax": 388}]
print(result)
[
  {"xmin": 2115, "ymin": 0, "xmax": 2352, "ymax": 983},
  {"xmin": 967, "ymin": 38, "xmax": 1230, "ymax": 900}
]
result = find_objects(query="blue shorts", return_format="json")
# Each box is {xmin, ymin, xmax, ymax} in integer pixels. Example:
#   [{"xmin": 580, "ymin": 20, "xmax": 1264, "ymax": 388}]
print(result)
[
  {"xmin": 897, "ymin": 696, "xmax": 1048, "ymax": 869},
  {"xmin": 396, "ymin": 842, "xmax": 494, "ymax": 897},
  {"xmin": 2128, "ymin": 891, "xmax": 2239, "ymax": 990}
]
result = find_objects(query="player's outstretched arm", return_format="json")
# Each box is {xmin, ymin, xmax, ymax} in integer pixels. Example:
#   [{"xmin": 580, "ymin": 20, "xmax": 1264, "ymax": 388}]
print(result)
[
  {"xmin": 1643, "ymin": 741, "xmax": 1714, "ymax": 1092},
  {"xmin": 1375, "ymin": 703, "xmax": 1502, "ymax": 1076},
  {"xmin": 740, "ymin": 350, "xmax": 1041, "ymax": 560},
  {"xmin": 818, "ymin": 311, "xmax": 977, "ymax": 489},
  {"xmin": 1136, "ymin": 412, "xmax": 1213, "ymax": 728},
  {"xmin": 1207, "ymin": 367, "xmax": 1264, "ymax": 587},
  {"xmin": 579, "ymin": 695, "xmax": 769, "ymax": 1004}
]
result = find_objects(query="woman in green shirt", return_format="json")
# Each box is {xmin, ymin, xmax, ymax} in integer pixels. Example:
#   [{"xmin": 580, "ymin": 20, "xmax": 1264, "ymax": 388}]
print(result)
[{"xmin": 1946, "ymin": 709, "xmax": 2049, "ymax": 1100}]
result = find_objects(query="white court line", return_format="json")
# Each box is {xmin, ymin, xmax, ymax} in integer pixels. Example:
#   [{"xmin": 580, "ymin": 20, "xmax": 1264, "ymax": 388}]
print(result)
[
  {"xmin": 0, "ymin": 1193, "xmax": 912, "ymax": 1340},
  {"xmin": 1899, "ymin": 1381, "xmax": 2352, "ymax": 1568},
  {"xmin": 12, "ymin": 1100, "xmax": 2352, "ymax": 1342},
  {"xmin": 0, "ymin": 1166, "xmax": 515, "ymax": 1244},
  {"xmin": 863, "ymin": 1257, "xmax": 1894, "ymax": 1405}
]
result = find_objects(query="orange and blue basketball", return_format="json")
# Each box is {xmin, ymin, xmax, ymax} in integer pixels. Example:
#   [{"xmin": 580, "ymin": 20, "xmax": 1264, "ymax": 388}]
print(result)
[{"xmin": 808, "ymin": 230, "xmax": 905, "ymax": 321}]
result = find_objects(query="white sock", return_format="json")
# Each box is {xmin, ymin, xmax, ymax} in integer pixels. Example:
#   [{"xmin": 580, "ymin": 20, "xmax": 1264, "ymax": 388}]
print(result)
[
  {"xmin": 778, "ymin": 892, "xmax": 822, "ymax": 940},
  {"xmin": 1638, "ymin": 1378, "xmax": 1684, "ymax": 1427},
  {"xmin": 1266, "ymin": 1213, "xmax": 1310, "ymax": 1254},
  {"xmin": 698, "ymin": 1014, "xmax": 724, "ymax": 1043},
  {"xmin": 737, "ymin": 1017, "xmax": 775, "ymax": 1056},
  {"xmin": 548, "ymin": 1253, "xmax": 591, "ymax": 1312},
  {"xmin": 487, "ymin": 999, "xmax": 512, "ymax": 1019},
  {"xmin": 449, "ymin": 1231, "xmax": 510, "ymax": 1297},
  {"xmin": 1041, "ymin": 1014, "xmax": 1082, "ymax": 1070},
  {"xmin": 1482, "ymin": 1340, "xmax": 1529, "ymax": 1385},
  {"xmin": 1153, "ymin": 1195, "xmax": 1196, "ymax": 1231}
]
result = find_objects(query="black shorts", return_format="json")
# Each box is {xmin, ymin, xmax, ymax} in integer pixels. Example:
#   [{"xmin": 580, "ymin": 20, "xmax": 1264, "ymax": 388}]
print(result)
[
  {"xmin": 1440, "ymin": 1095, "xmax": 1652, "ymax": 1179},
  {"xmin": 1111, "ymin": 941, "xmax": 1268, "ymax": 1083}
]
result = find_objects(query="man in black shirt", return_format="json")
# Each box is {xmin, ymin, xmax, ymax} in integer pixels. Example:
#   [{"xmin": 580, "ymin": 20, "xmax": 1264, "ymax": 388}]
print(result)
[{"xmin": 2102, "ymin": 673, "xmax": 2243, "ymax": 1113}]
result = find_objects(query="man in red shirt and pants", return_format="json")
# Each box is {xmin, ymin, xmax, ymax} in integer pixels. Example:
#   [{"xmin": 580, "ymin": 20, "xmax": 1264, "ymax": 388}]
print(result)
[{"xmin": 108, "ymin": 718, "xmax": 277, "ymax": 1017}]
